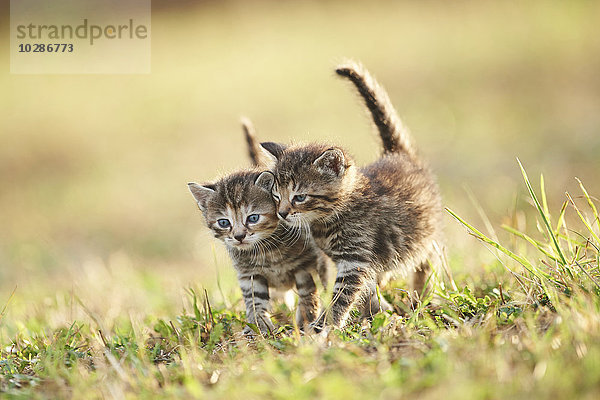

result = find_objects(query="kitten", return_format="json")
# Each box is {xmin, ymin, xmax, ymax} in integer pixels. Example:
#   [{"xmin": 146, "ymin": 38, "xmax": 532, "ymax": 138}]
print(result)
[
  {"xmin": 260, "ymin": 61, "xmax": 443, "ymax": 329},
  {"xmin": 241, "ymin": 117, "xmax": 329, "ymax": 288},
  {"xmin": 187, "ymin": 123, "xmax": 329, "ymax": 335},
  {"xmin": 245, "ymin": 117, "xmax": 384, "ymax": 321}
]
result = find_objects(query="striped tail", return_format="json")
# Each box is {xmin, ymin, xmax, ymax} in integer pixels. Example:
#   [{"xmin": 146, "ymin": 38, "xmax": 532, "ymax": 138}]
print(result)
[
  {"xmin": 241, "ymin": 117, "xmax": 263, "ymax": 167},
  {"xmin": 335, "ymin": 60, "xmax": 415, "ymax": 157}
]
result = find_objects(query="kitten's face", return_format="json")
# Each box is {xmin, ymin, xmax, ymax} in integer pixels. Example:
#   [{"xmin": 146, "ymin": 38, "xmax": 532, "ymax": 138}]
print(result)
[
  {"xmin": 261, "ymin": 142, "xmax": 352, "ymax": 226},
  {"xmin": 188, "ymin": 171, "xmax": 279, "ymax": 251}
]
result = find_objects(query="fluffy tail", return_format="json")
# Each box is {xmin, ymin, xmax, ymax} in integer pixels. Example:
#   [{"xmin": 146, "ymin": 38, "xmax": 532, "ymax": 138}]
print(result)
[
  {"xmin": 335, "ymin": 60, "xmax": 415, "ymax": 157},
  {"xmin": 241, "ymin": 117, "xmax": 263, "ymax": 167}
]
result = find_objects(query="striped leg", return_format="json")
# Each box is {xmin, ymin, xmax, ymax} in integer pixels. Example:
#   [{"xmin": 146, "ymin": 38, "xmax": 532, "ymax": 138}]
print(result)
[
  {"xmin": 294, "ymin": 270, "xmax": 320, "ymax": 329},
  {"xmin": 238, "ymin": 274, "xmax": 274, "ymax": 335},
  {"xmin": 328, "ymin": 261, "xmax": 372, "ymax": 328}
]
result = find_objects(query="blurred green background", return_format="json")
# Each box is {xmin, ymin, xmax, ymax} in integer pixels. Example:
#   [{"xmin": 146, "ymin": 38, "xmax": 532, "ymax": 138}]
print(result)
[{"xmin": 1, "ymin": 0, "xmax": 599, "ymax": 326}]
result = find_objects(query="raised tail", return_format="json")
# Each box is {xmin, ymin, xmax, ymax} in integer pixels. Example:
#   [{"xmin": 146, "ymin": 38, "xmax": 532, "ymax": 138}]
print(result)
[
  {"xmin": 241, "ymin": 117, "xmax": 264, "ymax": 167},
  {"xmin": 335, "ymin": 60, "xmax": 415, "ymax": 158}
]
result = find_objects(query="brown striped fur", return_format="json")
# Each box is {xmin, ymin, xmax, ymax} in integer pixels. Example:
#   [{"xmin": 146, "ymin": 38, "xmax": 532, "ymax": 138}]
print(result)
[
  {"xmin": 241, "ymin": 118, "xmax": 330, "ymax": 287},
  {"xmin": 188, "ymin": 170, "xmax": 329, "ymax": 334},
  {"xmin": 335, "ymin": 60, "xmax": 416, "ymax": 158},
  {"xmin": 260, "ymin": 61, "xmax": 443, "ymax": 329},
  {"xmin": 241, "ymin": 117, "xmax": 266, "ymax": 167}
]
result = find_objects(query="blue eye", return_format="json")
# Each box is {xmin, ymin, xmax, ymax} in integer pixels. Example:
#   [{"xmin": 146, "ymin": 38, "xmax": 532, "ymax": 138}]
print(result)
[
  {"xmin": 293, "ymin": 194, "xmax": 307, "ymax": 203},
  {"xmin": 247, "ymin": 214, "xmax": 260, "ymax": 224},
  {"xmin": 217, "ymin": 219, "xmax": 231, "ymax": 228}
]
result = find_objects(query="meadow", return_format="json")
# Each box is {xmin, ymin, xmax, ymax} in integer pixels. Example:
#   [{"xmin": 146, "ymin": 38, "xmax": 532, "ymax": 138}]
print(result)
[{"xmin": 1, "ymin": 0, "xmax": 600, "ymax": 398}]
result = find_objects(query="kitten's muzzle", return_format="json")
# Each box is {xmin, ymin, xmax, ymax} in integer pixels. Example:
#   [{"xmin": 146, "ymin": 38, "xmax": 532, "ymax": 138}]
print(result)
[
  {"xmin": 278, "ymin": 210, "xmax": 290, "ymax": 220},
  {"xmin": 233, "ymin": 232, "xmax": 247, "ymax": 243}
]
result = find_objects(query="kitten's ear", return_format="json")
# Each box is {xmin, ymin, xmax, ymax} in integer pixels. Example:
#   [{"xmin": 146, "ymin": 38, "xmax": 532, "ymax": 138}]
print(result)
[
  {"xmin": 254, "ymin": 171, "xmax": 275, "ymax": 192},
  {"xmin": 313, "ymin": 148, "xmax": 346, "ymax": 177},
  {"xmin": 260, "ymin": 142, "xmax": 286, "ymax": 167},
  {"xmin": 188, "ymin": 182, "xmax": 216, "ymax": 211}
]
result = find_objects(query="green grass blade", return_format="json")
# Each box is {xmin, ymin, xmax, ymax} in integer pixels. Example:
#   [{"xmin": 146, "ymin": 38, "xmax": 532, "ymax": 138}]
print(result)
[
  {"xmin": 517, "ymin": 158, "xmax": 567, "ymax": 265},
  {"xmin": 501, "ymin": 224, "xmax": 560, "ymax": 263},
  {"xmin": 566, "ymin": 192, "xmax": 600, "ymax": 246},
  {"xmin": 446, "ymin": 207, "xmax": 551, "ymax": 282},
  {"xmin": 555, "ymin": 200, "xmax": 568, "ymax": 234},
  {"xmin": 574, "ymin": 261, "xmax": 600, "ymax": 291},
  {"xmin": 576, "ymin": 178, "xmax": 600, "ymax": 231},
  {"xmin": 0, "ymin": 286, "xmax": 17, "ymax": 324},
  {"xmin": 540, "ymin": 173, "xmax": 550, "ymax": 217},
  {"xmin": 556, "ymin": 201, "xmax": 575, "ymax": 255}
]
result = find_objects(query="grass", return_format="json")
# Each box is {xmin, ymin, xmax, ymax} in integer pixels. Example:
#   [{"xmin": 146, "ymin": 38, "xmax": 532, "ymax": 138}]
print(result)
[
  {"xmin": 2, "ymin": 0, "xmax": 600, "ymax": 398},
  {"xmin": 1, "ymin": 167, "xmax": 600, "ymax": 399}
]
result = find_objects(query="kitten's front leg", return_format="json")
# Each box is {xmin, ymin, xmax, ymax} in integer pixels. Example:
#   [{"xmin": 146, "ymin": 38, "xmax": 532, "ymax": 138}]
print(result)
[
  {"xmin": 316, "ymin": 260, "xmax": 373, "ymax": 329},
  {"xmin": 238, "ymin": 274, "xmax": 274, "ymax": 335},
  {"xmin": 293, "ymin": 270, "xmax": 319, "ymax": 330}
]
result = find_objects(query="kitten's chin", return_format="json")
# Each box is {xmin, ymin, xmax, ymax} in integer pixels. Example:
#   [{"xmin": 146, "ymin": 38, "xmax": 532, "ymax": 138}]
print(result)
[
  {"xmin": 226, "ymin": 241, "xmax": 254, "ymax": 251},
  {"xmin": 225, "ymin": 237, "xmax": 263, "ymax": 251}
]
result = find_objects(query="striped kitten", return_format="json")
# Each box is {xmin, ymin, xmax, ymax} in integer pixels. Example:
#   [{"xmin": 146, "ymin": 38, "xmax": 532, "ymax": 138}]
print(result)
[
  {"xmin": 244, "ymin": 118, "xmax": 382, "ymax": 321},
  {"xmin": 242, "ymin": 117, "xmax": 329, "ymax": 289},
  {"xmin": 187, "ymin": 125, "xmax": 328, "ymax": 335},
  {"xmin": 260, "ymin": 61, "xmax": 443, "ymax": 329}
]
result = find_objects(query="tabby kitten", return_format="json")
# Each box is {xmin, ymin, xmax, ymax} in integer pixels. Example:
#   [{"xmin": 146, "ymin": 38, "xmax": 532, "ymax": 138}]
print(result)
[
  {"xmin": 261, "ymin": 61, "xmax": 443, "ymax": 329},
  {"xmin": 242, "ymin": 117, "xmax": 329, "ymax": 288},
  {"xmin": 188, "ymin": 124, "xmax": 328, "ymax": 335},
  {"xmin": 245, "ymin": 117, "xmax": 388, "ymax": 321}
]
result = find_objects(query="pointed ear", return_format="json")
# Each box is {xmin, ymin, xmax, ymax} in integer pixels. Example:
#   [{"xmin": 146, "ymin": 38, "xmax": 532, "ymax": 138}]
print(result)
[
  {"xmin": 187, "ymin": 182, "xmax": 215, "ymax": 211},
  {"xmin": 254, "ymin": 171, "xmax": 275, "ymax": 192},
  {"xmin": 260, "ymin": 142, "xmax": 286, "ymax": 167},
  {"xmin": 313, "ymin": 148, "xmax": 346, "ymax": 177}
]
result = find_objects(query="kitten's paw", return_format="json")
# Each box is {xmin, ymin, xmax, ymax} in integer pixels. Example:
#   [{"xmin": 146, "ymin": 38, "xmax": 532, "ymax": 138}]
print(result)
[
  {"xmin": 306, "ymin": 324, "xmax": 333, "ymax": 341},
  {"xmin": 242, "ymin": 325, "xmax": 258, "ymax": 338},
  {"xmin": 296, "ymin": 309, "xmax": 318, "ymax": 332},
  {"xmin": 244, "ymin": 316, "xmax": 275, "ymax": 337},
  {"xmin": 242, "ymin": 324, "xmax": 270, "ymax": 338},
  {"xmin": 380, "ymin": 297, "xmax": 393, "ymax": 313},
  {"xmin": 307, "ymin": 317, "xmax": 326, "ymax": 334},
  {"xmin": 259, "ymin": 318, "xmax": 275, "ymax": 335}
]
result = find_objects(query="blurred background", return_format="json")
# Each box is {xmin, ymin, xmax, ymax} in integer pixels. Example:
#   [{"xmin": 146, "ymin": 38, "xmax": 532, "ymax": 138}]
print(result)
[{"xmin": 1, "ymin": 0, "xmax": 599, "ymax": 331}]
